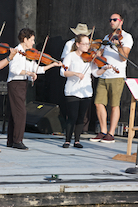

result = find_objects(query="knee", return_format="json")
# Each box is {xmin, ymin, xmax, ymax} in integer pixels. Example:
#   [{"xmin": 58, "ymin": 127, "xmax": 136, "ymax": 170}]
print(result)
[
  {"xmin": 95, "ymin": 103, "xmax": 100, "ymax": 109},
  {"xmin": 95, "ymin": 103, "xmax": 105, "ymax": 111},
  {"xmin": 111, "ymin": 106, "xmax": 120, "ymax": 112}
]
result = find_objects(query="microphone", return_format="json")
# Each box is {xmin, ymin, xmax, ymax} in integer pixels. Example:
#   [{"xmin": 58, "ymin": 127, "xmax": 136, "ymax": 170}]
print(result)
[
  {"xmin": 102, "ymin": 40, "xmax": 113, "ymax": 46},
  {"xmin": 102, "ymin": 40, "xmax": 119, "ymax": 48}
]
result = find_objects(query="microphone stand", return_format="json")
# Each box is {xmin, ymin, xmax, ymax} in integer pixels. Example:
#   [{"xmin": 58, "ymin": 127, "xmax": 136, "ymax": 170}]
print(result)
[
  {"xmin": 110, "ymin": 44, "xmax": 138, "ymax": 69},
  {"xmin": 125, "ymin": 144, "xmax": 138, "ymax": 174}
]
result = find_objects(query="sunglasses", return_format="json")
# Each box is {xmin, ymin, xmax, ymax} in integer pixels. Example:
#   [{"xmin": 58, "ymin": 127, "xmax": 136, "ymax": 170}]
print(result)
[{"xmin": 109, "ymin": 18, "xmax": 121, "ymax": 22}]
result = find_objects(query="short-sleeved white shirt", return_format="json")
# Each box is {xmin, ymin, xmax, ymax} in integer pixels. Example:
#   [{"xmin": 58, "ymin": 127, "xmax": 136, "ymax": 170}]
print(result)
[
  {"xmin": 100, "ymin": 30, "xmax": 133, "ymax": 79},
  {"xmin": 60, "ymin": 51, "xmax": 100, "ymax": 98}
]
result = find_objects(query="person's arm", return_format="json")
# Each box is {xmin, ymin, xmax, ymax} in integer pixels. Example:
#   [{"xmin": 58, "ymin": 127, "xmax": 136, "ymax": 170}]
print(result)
[
  {"xmin": 0, "ymin": 48, "xmax": 17, "ymax": 69},
  {"xmin": 116, "ymin": 45, "xmax": 131, "ymax": 61},
  {"xmin": 96, "ymin": 65, "xmax": 112, "ymax": 75},
  {"xmin": 112, "ymin": 38, "xmax": 131, "ymax": 61},
  {"xmin": 20, "ymin": 70, "xmax": 37, "ymax": 81},
  {"xmin": 91, "ymin": 62, "xmax": 112, "ymax": 77},
  {"xmin": 43, "ymin": 61, "xmax": 62, "ymax": 71},
  {"xmin": 63, "ymin": 70, "xmax": 84, "ymax": 80},
  {"xmin": 112, "ymin": 33, "xmax": 133, "ymax": 61}
]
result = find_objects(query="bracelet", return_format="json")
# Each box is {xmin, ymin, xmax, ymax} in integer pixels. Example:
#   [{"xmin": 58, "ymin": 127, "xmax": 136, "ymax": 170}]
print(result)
[{"xmin": 6, "ymin": 56, "xmax": 12, "ymax": 62}]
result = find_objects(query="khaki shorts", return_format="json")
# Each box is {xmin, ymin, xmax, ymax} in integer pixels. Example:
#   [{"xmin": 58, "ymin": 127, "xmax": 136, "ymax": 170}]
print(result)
[{"xmin": 94, "ymin": 78, "xmax": 125, "ymax": 107}]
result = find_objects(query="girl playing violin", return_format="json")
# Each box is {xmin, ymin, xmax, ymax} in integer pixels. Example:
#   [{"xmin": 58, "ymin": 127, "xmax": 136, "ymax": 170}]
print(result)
[
  {"xmin": 7, "ymin": 28, "xmax": 62, "ymax": 150},
  {"xmin": 60, "ymin": 34, "xmax": 112, "ymax": 148}
]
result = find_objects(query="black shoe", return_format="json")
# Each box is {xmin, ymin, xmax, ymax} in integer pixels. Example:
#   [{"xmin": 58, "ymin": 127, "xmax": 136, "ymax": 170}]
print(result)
[
  {"xmin": 74, "ymin": 143, "xmax": 83, "ymax": 148},
  {"xmin": 12, "ymin": 142, "xmax": 29, "ymax": 150},
  {"xmin": 7, "ymin": 142, "xmax": 13, "ymax": 147},
  {"xmin": 63, "ymin": 143, "xmax": 70, "ymax": 148},
  {"xmin": 82, "ymin": 131, "xmax": 88, "ymax": 134}
]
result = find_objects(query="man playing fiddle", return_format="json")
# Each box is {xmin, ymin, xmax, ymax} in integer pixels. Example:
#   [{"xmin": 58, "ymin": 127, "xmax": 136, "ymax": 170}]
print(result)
[{"xmin": 90, "ymin": 13, "xmax": 133, "ymax": 143}]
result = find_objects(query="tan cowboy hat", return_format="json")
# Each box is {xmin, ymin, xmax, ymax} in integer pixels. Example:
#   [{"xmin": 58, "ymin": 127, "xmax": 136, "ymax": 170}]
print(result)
[{"xmin": 70, "ymin": 23, "xmax": 92, "ymax": 36}]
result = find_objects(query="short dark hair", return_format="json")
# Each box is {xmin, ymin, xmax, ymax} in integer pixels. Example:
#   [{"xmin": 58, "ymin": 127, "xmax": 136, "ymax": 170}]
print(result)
[
  {"xmin": 18, "ymin": 28, "xmax": 35, "ymax": 43},
  {"xmin": 111, "ymin": 13, "xmax": 124, "ymax": 21},
  {"xmin": 118, "ymin": 13, "xmax": 123, "ymax": 20}
]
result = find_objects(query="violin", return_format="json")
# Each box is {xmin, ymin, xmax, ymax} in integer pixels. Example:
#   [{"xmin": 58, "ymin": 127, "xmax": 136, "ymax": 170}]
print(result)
[
  {"xmin": 108, "ymin": 28, "xmax": 123, "ymax": 47},
  {"xmin": 0, "ymin": 43, "xmax": 25, "ymax": 56},
  {"xmin": 0, "ymin": 43, "xmax": 68, "ymax": 71},
  {"xmin": 25, "ymin": 48, "xmax": 68, "ymax": 70},
  {"xmin": 90, "ymin": 39, "xmax": 103, "ymax": 50},
  {"xmin": 81, "ymin": 51, "xmax": 119, "ymax": 73}
]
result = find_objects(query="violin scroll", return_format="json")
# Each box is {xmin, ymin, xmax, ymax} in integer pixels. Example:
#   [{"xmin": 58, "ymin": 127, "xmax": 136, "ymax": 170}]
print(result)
[{"xmin": 108, "ymin": 28, "xmax": 123, "ymax": 47}]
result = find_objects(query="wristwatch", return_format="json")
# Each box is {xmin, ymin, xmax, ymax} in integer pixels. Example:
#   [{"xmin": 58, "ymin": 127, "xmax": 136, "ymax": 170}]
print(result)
[{"xmin": 6, "ymin": 56, "xmax": 12, "ymax": 62}]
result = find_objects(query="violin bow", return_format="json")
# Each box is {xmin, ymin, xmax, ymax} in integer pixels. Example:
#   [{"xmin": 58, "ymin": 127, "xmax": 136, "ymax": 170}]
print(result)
[
  {"xmin": 89, "ymin": 26, "xmax": 95, "ymax": 44},
  {"xmin": 36, "ymin": 35, "xmax": 49, "ymax": 74},
  {"xmin": 32, "ymin": 35, "xmax": 49, "ymax": 86},
  {"xmin": 80, "ymin": 26, "xmax": 104, "ymax": 80},
  {"xmin": 110, "ymin": 44, "xmax": 138, "ymax": 69},
  {"xmin": 80, "ymin": 26, "xmax": 96, "ymax": 77},
  {"xmin": 0, "ymin": 21, "xmax": 6, "ymax": 37}
]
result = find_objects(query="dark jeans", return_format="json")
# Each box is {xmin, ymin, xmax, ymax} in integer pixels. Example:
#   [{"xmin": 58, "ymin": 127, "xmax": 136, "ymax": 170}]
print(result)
[{"xmin": 65, "ymin": 96, "xmax": 91, "ymax": 142}]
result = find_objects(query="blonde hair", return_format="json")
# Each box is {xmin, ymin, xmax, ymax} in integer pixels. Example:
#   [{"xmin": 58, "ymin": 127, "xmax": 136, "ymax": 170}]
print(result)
[{"xmin": 71, "ymin": 34, "xmax": 88, "ymax": 52}]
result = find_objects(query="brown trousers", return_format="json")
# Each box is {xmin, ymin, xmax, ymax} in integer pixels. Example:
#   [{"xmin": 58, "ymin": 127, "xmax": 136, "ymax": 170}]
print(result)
[{"xmin": 7, "ymin": 80, "xmax": 28, "ymax": 144}]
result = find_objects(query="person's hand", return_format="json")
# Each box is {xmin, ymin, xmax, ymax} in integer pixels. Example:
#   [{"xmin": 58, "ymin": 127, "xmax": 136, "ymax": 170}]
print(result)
[
  {"xmin": 76, "ymin": 72, "xmax": 84, "ymax": 80},
  {"xmin": 112, "ymin": 39, "xmax": 121, "ymax": 48},
  {"xmin": 102, "ymin": 64, "xmax": 112, "ymax": 70},
  {"xmin": 31, "ymin": 72, "xmax": 37, "ymax": 81},
  {"xmin": 53, "ymin": 61, "xmax": 63, "ymax": 67},
  {"xmin": 9, "ymin": 48, "xmax": 18, "ymax": 60},
  {"xmin": 96, "ymin": 50, "xmax": 102, "ymax": 56},
  {"xmin": 105, "ymin": 64, "xmax": 112, "ymax": 69}
]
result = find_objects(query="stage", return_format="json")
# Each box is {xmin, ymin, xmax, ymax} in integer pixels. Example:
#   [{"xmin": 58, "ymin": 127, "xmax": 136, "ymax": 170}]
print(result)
[{"xmin": 0, "ymin": 122, "xmax": 138, "ymax": 206}]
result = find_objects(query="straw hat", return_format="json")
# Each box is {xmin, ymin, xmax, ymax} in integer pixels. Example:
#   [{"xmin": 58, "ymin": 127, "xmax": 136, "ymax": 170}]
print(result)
[{"xmin": 70, "ymin": 23, "xmax": 92, "ymax": 36}]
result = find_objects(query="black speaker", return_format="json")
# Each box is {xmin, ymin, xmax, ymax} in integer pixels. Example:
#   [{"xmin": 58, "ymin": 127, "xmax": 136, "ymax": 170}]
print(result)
[{"xmin": 25, "ymin": 101, "xmax": 65, "ymax": 134}]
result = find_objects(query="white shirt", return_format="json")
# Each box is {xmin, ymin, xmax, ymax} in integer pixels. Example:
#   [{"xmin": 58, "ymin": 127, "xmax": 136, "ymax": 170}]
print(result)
[
  {"xmin": 7, "ymin": 44, "xmax": 45, "ymax": 82},
  {"xmin": 61, "ymin": 38, "xmax": 75, "ymax": 59},
  {"xmin": 60, "ymin": 51, "xmax": 100, "ymax": 98},
  {"xmin": 100, "ymin": 30, "xmax": 133, "ymax": 79}
]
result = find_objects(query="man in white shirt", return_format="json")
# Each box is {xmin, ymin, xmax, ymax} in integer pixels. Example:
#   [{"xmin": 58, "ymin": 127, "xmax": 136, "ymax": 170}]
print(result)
[{"xmin": 90, "ymin": 13, "xmax": 133, "ymax": 143}]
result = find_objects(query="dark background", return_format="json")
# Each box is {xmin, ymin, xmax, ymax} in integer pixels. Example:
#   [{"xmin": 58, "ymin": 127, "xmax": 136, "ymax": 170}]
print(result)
[{"xmin": 0, "ymin": 0, "xmax": 138, "ymax": 132}]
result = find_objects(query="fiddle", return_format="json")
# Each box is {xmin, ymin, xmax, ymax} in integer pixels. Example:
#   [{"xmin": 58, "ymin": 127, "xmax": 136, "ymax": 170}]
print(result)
[
  {"xmin": 25, "ymin": 48, "xmax": 68, "ymax": 70},
  {"xmin": 0, "ymin": 43, "xmax": 25, "ymax": 56},
  {"xmin": 108, "ymin": 28, "xmax": 123, "ymax": 47},
  {"xmin": 81, "ymin": 51, "xmax": 119, "ymax": 73},
  {"xmin": 0, "ymin": 43, "xmax": 68, "ymax": 71}
]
